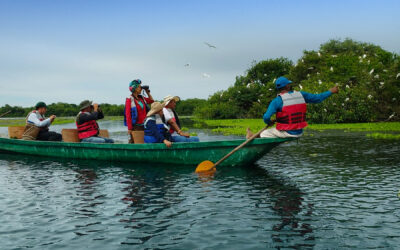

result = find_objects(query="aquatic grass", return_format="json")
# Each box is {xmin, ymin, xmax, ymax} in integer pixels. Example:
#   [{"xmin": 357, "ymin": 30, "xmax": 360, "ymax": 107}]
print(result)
[{"xmin": 193, "ymin": 118, "xmax": 400, "ymax": 136}]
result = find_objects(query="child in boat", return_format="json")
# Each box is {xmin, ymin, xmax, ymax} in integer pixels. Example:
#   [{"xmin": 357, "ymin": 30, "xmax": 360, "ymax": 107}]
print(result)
[{"xmin": 143, "ymin": 102, "xmax": 172, "ymax": 148}]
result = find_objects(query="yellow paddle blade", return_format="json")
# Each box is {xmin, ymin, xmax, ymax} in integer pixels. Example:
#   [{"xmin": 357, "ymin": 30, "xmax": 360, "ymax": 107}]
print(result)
[{"xmin": 195, "ymin": 160, "xmax": 216, "ymax": 173}]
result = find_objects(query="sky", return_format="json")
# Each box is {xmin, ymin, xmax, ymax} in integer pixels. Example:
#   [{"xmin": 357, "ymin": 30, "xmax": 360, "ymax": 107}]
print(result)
[{"xmin": 0, "ymin": 0, "xmax": 399, "ymax": 106}]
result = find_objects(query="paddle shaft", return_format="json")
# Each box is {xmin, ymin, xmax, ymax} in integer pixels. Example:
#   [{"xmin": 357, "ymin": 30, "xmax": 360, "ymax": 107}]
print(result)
[
  {"xmin": 0, "ymin": 111, "xmax": 11, "ymax": 118},
  {"xmin": 213, "ymin": 126, "xmax": 268, "ymax": 167}
]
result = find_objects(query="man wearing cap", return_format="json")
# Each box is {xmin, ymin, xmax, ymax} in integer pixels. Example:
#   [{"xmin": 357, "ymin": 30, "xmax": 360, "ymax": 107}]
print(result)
[
  {"xmin": 76, "ymin": 100, "xmax": 114, "ymax": 143},
  {"xmin": 162, "ymin": 95, "xmax": 200, "ymax": 143},
  {"xmin": 143, "ymin": 102, "xmax": 172, "ymax": 147},
  {"xmin": 24, "ymin": 102, "xmax": 62, "ymax": 141},
  {"xmin": 124, "ymin": 79, "xmax": 154, "ymax": 143},
  {"xmin": 247, "ymin": 76, "xmax": 339, "ymax": 138}
]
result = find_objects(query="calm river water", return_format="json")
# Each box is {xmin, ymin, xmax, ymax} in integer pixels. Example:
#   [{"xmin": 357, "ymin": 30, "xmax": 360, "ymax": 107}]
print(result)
[{"xmin": 0, "ymin": 121, "xmax": 399, "ymax": 249}]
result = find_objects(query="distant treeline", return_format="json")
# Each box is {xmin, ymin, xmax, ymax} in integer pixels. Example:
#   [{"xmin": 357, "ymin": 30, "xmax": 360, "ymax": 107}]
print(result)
[
  {"xmin": 0, "ymin": 99, "xmax": 206, "ymax": 118},
  {"xmin": 193, "ymin": 38, "xmax": 400, "ymax": 123}
]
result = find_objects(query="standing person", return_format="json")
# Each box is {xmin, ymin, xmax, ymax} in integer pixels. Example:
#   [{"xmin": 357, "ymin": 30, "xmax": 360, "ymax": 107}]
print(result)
[
  {"xmin": 162, "ymin": 95, "xmax": 199, "ymax": 143},
  {"xmin": 76, "ymin": 100, "xmax": 114, "ymax": 143},
  {"xmin": 246, "ymin": 76, "xmax": 339, "ymax": 139},
  {"xmin": 143, "ymin": 102, "xmax": 172, "ymax": 148},
  {"xmin": 124, "ymin": 79, "xmax": 154, "ymax": 143},
  {"xmin": 23, "ymin": 102, "xmax": 62, "ymax": 141}
]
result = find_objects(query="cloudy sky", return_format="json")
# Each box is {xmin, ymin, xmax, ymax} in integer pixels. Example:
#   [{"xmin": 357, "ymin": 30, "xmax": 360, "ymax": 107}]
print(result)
[{"xmin": 0, "ymin": 0, "xmax": 399, "ymax": 106}]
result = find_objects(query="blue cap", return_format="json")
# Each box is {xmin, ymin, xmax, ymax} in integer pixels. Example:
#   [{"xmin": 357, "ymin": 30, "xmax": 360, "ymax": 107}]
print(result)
[{"xmin": 275, "ymin": 76, "xmax": 292, "ymax": 89}]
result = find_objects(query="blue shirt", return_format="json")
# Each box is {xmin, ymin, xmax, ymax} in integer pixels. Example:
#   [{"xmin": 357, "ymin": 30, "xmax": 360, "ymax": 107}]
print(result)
[{"xmin": 263, "ymin": 90, "xmax": 332, "ymax": 135}]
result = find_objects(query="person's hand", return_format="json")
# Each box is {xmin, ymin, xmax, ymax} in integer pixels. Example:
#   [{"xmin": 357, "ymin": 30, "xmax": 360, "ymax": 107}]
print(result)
[
  {"xmin": 329, "ymin": 85, "xmax": 339, "ymax": 94},
  {"xmin": 50, "ymin": 115, "xmax": 56, "ymax": 122},
  {"xmin": 92, "ymin": 103, "xmax": 99, "ymax": 111},
  {"xmin": 144, "ymin": 88, "xmax": 151, "ymax": 94},
  {"xmin": 163, "ymin": 139, "xmax": 172, "ymax": 148},
  {"xmin": 178, "ymin": 130, "xmax": 190, "ymax": 137},
  {"xmin": 268, "ymin": 119, "xmax": 276, "ymax": 126}
]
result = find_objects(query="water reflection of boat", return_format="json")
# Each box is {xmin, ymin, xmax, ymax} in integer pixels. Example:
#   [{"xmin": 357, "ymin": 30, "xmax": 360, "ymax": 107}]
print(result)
[{"xmin": 0, "ymin": 137, "xmax": 293, "ymax": 167}]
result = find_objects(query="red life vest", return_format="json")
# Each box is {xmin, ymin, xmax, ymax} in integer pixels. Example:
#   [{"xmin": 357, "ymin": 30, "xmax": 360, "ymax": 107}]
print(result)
[
  {"xmin": 276, "ymin": 91, "xmax": 308, "ymax": 130},
  {"xmin": 76, "ymin": 112, "xmax": 99, "ymax": 139}
]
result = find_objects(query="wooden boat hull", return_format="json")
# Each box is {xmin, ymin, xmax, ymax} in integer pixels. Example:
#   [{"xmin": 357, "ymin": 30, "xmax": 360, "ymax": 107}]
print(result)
[{"xmin": 0, "ymin": 137, "xmax": 293, "ymax": 167}]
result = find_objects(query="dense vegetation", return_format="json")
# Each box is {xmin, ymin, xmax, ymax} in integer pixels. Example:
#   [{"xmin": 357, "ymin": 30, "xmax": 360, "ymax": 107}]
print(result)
[{"xmin": 194, "ymin": 39, "xmax": 400, "ymax": 123}]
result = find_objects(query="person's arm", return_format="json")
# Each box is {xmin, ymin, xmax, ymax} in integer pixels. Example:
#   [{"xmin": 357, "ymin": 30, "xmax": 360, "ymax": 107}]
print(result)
[
  {"xmin": 263, "ymin": 97, "xmax": 282, "ymax": 124},
  {"xmin": 143, "ymin": 89, "xmax": 154, "ymax": 104},
  {"xmin": 125, "ymin": 98, "xmax": 133, "ymax": 130},
  {"xmin": 301, "ymin": 90, "xmax": 334, "ymax": 104},
  {"xmin": 27, "ymin": 113, "xmax": 51, "ymax": 127},
  {"xmin": 77, "ymin": 112, "xmax": 99, "ymax": 124},
  {"xmin": 97, "ymin": 110, "xmax": 104, "ymax": 120}
]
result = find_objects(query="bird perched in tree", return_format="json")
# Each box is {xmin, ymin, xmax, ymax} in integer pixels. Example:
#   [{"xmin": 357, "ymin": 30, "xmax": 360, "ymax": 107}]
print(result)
[{"xmin": 204, "ymin": 42, "xmax": 217, "ymax": 49}]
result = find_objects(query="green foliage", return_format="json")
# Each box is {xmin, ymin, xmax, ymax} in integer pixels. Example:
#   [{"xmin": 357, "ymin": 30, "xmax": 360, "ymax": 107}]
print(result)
[
  {"xmin": 175, "ymin": 98, "xmax": 207, "ymax": 116},
  {"xmin": 194, "ymin": 38, "xmax": 400, "ymax": 123}
]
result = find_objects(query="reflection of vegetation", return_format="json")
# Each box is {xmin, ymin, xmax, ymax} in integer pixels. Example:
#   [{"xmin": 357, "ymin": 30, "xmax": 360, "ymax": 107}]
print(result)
[
  {"xmin": 366, "ymin": 133, "xmax": 400, "ymax": 140},
  {"xmin": 194, "ymin": 118, "xmax": 400, "ymax": 136}
]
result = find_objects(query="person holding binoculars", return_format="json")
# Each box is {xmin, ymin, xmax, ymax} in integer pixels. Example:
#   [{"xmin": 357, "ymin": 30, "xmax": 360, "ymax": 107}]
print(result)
[
  {"xmin": 124, "ymin": 79, "xmax": 154, "ymax": 143},
  {"xmin": 76, "ymin": 100, "xmax": 114, "ymax": 143}
]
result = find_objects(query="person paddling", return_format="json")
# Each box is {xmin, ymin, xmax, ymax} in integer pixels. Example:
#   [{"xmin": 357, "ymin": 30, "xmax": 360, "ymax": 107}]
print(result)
[{"xmin": 247, "ymin": 76, "xmax": 339, "ymax": 138}]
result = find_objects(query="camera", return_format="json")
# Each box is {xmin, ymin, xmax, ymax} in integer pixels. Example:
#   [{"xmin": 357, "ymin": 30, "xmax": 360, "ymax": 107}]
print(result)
[{"xmin": 141, "ymin": 85, "xmax": 150, "ymax": 90}]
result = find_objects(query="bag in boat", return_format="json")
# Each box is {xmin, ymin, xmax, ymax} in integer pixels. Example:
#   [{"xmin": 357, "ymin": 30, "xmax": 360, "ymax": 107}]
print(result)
[{"xmin": 22, "ymin": 123, "xmax": 40, "ymax": 140}]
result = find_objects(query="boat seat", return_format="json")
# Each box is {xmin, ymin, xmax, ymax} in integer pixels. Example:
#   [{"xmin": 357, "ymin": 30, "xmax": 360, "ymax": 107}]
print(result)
[
  {"xmin": 62, "ymin": 129, "xmax": 109, "ymax": 142},
  {"xmin": 8, "ymin": 126, "xmax": 25, "ymax": 139}
]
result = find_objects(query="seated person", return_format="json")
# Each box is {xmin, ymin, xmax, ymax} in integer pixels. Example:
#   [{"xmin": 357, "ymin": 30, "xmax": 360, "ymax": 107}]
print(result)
[
  {"xmin": 144, "ymin": 102, "xmax": 172, "ymax": 148},
  {"xmin": 162, "ymin": 95, "xmax": 200, "ymax": 143},
  {"xmin": 247, "ymin": 76, "xmax": 339, "ymax": 138},
  {"xmin": 24, "ymin": 101, "xmax": 62, "ymax": 141},
  {"xmin": 76, "ymin": 100, "xmax": 114, "ymax": 143}
]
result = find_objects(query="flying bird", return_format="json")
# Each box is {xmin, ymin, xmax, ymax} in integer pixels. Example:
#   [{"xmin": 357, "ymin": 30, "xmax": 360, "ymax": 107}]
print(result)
[
  {"xmin": 184, "ymin": 63, "xmax": 190, "ymax": 67},
  {"xmin": 202, "ymin": 73, "xmax": 211, "ymax": 78},
  {"xmin": 204, "ymin": 42, "xmax": 217, "ymax": 49}
]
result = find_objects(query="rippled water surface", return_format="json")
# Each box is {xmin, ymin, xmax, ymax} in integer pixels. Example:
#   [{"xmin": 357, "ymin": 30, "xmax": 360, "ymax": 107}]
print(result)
[{"xmin": 1, "ymin": 121, "xmax": 400, "ymax": 249}]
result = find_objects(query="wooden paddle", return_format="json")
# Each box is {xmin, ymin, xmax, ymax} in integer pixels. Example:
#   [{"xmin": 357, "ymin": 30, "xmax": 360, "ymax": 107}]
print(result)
[
  {"xmin": 0, "ymin": 111, "xmax": 11, "ymax": 118},
  {"xmin": 195, "ymin": 124, "xmax": 272, "ymax": 173}
]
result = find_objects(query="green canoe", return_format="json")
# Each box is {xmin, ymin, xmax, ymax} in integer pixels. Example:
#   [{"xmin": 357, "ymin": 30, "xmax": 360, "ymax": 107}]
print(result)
[{"xmin": 0, "ymin": 137, "xmax": 293, "ymax": 167}]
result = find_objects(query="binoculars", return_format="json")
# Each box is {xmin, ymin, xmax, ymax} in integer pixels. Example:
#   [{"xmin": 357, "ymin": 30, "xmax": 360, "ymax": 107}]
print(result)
[{"xmin": 142, "ymin": 85, "xmax": 150, "ymax": 91}]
